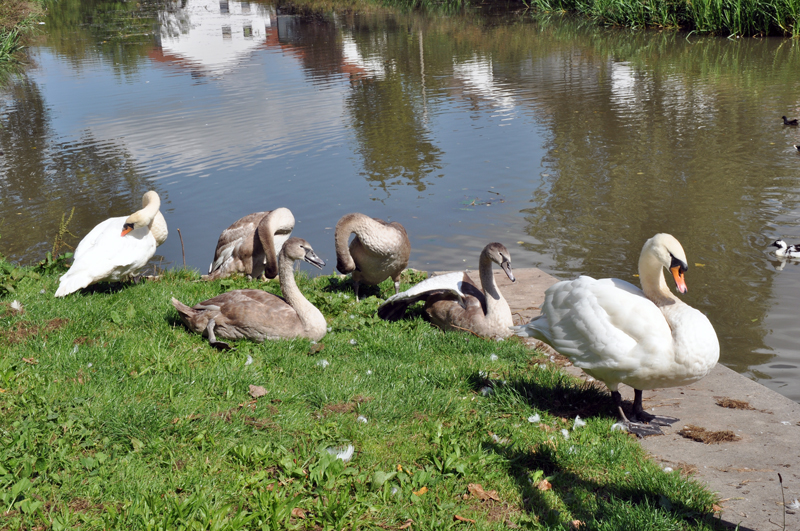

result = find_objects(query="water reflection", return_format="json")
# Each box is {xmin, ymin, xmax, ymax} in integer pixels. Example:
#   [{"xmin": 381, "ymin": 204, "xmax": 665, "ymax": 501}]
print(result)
[{"xmin": 2, "ymin": 3, "xmax": 800, "ymax": 400}]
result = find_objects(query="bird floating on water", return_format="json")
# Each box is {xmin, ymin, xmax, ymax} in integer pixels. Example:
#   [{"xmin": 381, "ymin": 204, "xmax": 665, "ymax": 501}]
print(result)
[
  {"xmin": 782, "ymin": 116, "xmax": 799, "ymax": 126},
  {"xmin": 771, "ymin": 239, "xmax": 800, "ymax": 259}
]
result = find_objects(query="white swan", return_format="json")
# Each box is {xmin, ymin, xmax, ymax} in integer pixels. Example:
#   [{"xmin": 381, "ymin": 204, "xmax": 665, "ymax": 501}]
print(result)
[
  {"xmin": 771, "ymin": 239, "xmax": 800, "ymax": 259},
  {"xmin": 378, "ymin": 242, "xmax": 516, "ymax": 339},
  {"xmin": 335, "ymin": 213, "xmax": 410, "ymax": 301},
  {"xmin": 513, "ymin": 233, "xmax": 719, "ymax": 437},
  {"xmin": 172, "ymin": 238, "xmax": 327, "ymax": 349},
  {"xmin": 205, "ymin": 208, "xmax": 295, "ymax": 280},
  {"xmin": 55, "ymin": 191, "xmax": 168, "ymax": 297}
]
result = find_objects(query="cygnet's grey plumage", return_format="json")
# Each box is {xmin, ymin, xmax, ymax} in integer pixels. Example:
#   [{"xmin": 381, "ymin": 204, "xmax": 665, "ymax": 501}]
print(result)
[
  {"xmin": 205, "ymin": 208, "xmax": 295, "ymax": 280},
  {"xmin": 335, "ymin": 213, "xmax": 410, "ymax": 301},
  {"xmin": 173, "ymin": 238, "xmax": 326, "ymax": 349},
  {"xmin": 378, "ymin": 242, "xmax": 515, "ymax": 339}
]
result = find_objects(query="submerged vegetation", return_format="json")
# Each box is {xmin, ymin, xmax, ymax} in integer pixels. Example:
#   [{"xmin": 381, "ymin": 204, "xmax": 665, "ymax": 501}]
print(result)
[{"xmin": 0, "ymin": 255, "xmax": 726, "ymax": 530}]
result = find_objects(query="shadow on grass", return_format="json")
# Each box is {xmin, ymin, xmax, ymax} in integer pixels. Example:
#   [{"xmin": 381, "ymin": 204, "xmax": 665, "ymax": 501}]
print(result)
[{"xmin": 484, "ymin": 440, "xmax": 731, "ymax": 530}]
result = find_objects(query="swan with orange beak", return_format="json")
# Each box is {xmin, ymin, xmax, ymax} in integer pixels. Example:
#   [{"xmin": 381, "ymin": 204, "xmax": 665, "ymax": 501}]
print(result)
[
  {"xmin": 55, "ymin": 191, "xmax": 168, "ymax": 296},
  {"xmin": 514, "ymin": 233, "xmax": 719, "ymax": 437}
]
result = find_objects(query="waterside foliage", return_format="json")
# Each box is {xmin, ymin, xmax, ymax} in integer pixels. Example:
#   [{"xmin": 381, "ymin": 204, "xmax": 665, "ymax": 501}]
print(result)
[
  {"xmin": 0, "ymin": 256, "xmax": 726, "ymax": 530},
  {"xmin": 359, "ymin": 0, "xmax": 800, "ymax": 36},
  {"xmin": 0, "ymin": 0, "xmax": 44, "ymax": 64},
  {"xmin": 521, "ymin": 0, "xmax": 800, "ymax": 37}
]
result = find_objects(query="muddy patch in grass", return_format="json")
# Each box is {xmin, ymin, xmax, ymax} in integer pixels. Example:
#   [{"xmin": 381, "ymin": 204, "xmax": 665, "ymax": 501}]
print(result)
[
  {"xmin": 678, "ymin": 425, "xmax": 741, "ymax": 444},
  {"xmin": 1, "ymin": 318, "xmax": 69, "ymax": 343},
  {"xmin": 322, "ymin": 395, "xmax": 374, "ymax": 416}
]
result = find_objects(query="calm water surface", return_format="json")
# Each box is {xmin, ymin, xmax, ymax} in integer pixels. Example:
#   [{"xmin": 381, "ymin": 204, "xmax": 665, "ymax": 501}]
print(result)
[{"xmin": 2, "ymin": 0, "xmax": 800, "ymax": 401}]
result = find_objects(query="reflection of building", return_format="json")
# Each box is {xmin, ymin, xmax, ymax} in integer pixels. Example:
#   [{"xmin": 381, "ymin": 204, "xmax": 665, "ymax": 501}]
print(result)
[
  {"xmin": 452, "ymin": 55, "xmax": 516, "ymax": 116},
  {"xmin": 148, "ymin": 0, "xmax": 381, "ymax": 82},
  {"xmin": 150, "ymin": 0, "xmax": 274, "ymax": 75}
]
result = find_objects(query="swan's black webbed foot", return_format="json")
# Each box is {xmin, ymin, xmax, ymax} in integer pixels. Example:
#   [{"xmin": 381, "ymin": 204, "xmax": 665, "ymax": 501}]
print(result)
[
  {"xmin": 631, "ymin": 388, "xmax": 679, "ymax": 426},
  {"xmin": 206, "ymin": 319, "xmax": 235, "ymax": 351},
  {"xmin": 209, "ymin": 340, "xmax": 234, "ymax": 351},
  {"xmin": 623, "ymin": 420, "xmax": 665, "ymax": 437},
  {"xmin": 612, "ymin": 389, "xmax": 676, "ymax": 438}
]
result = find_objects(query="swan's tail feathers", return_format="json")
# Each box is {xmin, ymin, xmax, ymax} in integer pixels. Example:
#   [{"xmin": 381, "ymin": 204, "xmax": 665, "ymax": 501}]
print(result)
[
  {"xmin": 511, "ymin": 315, "xmax": 550, "ymax": 341},
  {"xmin": 54, "ymin": 272, "xmax": 92, "ymax": 297},
  {"xmin": 171, "ymin": 297, "xmax": 197, "ymax": 322}
]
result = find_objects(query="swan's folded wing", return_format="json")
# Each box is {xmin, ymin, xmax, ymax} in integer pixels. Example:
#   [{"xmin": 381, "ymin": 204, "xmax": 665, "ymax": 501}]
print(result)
[
  {"xmin": 377, "ymin": 272, "xmax": 469, "ymax": 321},
  {"xmin": 73, "ymin": 217, "xmax": 124, "ymax": 261},
  {"xmin": 209, "ymin": 217, "xmax": 261, "ymax": 272},
  {"xmin": 543, "ymin": 276, "xmax": 672, "ymax": 370}
]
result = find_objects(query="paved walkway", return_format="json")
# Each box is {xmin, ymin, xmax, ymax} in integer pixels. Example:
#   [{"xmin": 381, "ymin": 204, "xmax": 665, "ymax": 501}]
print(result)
[{"xmin": 464, "ymin": 267, "xmax": 800, "ymax": 531}]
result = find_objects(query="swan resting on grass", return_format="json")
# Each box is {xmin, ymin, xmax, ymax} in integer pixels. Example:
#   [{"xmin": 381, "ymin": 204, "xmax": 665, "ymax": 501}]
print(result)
[
  {"xmin": 55, "ymin": 191, "xmax": 168, "ymax": 297},
  {"xmin": 513, "ymin": 234, "xmax": 719, "ymax": 437},
  {"xmin": 378, "ymin": 242, "xmax": 515, "ymax": 339},
  {"xmin": 172, "ymin": 238, "xmax": 326, "ymax": 349}
]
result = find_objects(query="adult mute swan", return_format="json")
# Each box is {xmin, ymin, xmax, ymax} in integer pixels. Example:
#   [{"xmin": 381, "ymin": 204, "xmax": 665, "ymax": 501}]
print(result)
[
  {"xmin": 55, "ymin": 191, "xmax": 168, "ymax": 297},
  {"xmin": 378, "ymin": 242, "xmax": 516, "ymax": 339},
  {"xmin": 172, "ymin": 238, "xmax": 326, "ymax": 349},
  {"xmin": 205, "ymin": 208, "xmax": 295, "ymax": 280},
  {"xmin": 513, "ymin": 234, "xmax": 719, "ymax": 437},
  {"xmin": 335, "ymin": 213, "xmax": 410, "ymax": 301}
]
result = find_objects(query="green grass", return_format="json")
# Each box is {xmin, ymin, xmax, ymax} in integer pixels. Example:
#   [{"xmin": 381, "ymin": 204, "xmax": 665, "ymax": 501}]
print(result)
[
  {"xmin": 522, "ymin": 0, "xmax": 800, "ymax": 37},
  {"xmin": 0, "ymin": 259, "xmax": 724, "ymax": 530}
]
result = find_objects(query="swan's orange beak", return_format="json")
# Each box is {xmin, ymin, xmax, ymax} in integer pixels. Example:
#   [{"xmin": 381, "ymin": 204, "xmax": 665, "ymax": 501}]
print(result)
[
  {"xmin": 121, "ymin": 223, "xmax": 134, "ymax": 237},
  {"xmin": 670, "ymin": 265, "xmax": 687, "ymax": 294}
]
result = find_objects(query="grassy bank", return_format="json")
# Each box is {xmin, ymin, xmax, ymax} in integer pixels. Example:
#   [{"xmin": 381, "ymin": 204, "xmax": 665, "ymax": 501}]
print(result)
[
  {"xmin": 0, "ymin": 259, "xmax": 724, "ymax": 530},
  {"xmin": 521, "ymin": 0, "xmax": 800, "ymax": 37},
  {"xmin": 0, "ymin": 0, "xmax": 44, "ymax": 64},
  {"xmin": 361, "ymin": 0, "xmax": 800, "ymax": 36}
]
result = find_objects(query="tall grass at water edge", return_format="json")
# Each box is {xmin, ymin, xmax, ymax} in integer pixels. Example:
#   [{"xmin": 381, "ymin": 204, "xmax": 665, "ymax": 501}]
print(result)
[
  {"xmin": 520, "ymin": 0, "xmax": 800, "ymax": 36},
  {"xmin": 0, "ymin": 259, "xmax": 725, "ymax": 530}
]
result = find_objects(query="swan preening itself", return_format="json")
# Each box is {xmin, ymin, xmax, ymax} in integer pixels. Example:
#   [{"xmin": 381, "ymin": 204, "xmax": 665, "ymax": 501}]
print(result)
[
  {"xmin": 513, "ymin": 234, "xmax": 720, "ymax": 437},
  {"xmin": 172, "ymin": 238, "xmax": 326, "ymax": 349},
  {"xmin": 205, "ymin": 208, "xmax": 295, "ymax": 280},
  {"xmin": 378, "ymin": 242, "xmax": 516, "ymax": 339},
  {"xmin": 55, "ymin": 191, "xmax": 168, "ymax": 297},
  {"xmin": 335, "ymin": 213, "xmax": 410, "ymax": 301},
  {"xmin": 771, "ymin": 239, "xmax": 800, "ymax": 259}
]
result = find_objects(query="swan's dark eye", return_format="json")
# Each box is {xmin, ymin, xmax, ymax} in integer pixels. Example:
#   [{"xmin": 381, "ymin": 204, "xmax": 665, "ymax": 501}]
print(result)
[{"xmin": 669, "ymin": 253, "xmax": 687, "ymax": 273}]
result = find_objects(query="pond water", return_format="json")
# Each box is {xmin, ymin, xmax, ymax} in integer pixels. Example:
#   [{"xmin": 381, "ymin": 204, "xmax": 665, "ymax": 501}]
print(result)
[{"xmin": 2, "ymin": 0, "xmax": 800, "ymax": 402}]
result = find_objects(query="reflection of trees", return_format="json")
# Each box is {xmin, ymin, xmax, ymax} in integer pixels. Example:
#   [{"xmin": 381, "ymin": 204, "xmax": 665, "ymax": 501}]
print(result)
[
  {"xmin": 510, "ymin": 24, "xmax": 800, "ymax": 373},
  {"xmin": 347, "ymin": 75, "xmax": 442, "ymax": 193},
  {"xmin": 272, "ymin": 9, "xmax": 443, "ymax": 193},
  {"xmin": 0, "ymin": 76, "xmax": 160, "ymax": 263},
  {"xmin": 41, "ymin": 0, "xmax": 173, "ymax": 75}
]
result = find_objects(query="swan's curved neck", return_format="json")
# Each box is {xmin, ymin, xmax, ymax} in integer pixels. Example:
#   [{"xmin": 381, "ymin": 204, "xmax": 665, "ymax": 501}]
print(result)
[
  {"xmin": 335, "ymin": 214, "xmax": 385, "ymax": 273},
  {"xmin": 279, "ymin": 254, "xmax": 317, "ymax": 328},
  {"xmin": 128, "ymin": 192, "xmax": 161, "ymax": 229},
  {"xmin": 638, "ymin": 250, "xmax": 677, "ymax": 306},
  {"xmin": 150, "ymin": 211, "xmax": 168, "ymax": 246},
  {"xmin": 478, "ymin": 252, "xmax": 504, "ymax": 313}
]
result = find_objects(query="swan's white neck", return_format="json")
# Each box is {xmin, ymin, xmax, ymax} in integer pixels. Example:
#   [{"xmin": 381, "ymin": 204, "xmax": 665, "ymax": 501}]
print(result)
[{"xmin": 638, "ymin": 247, "xmax": 679, "ymax": 307}]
